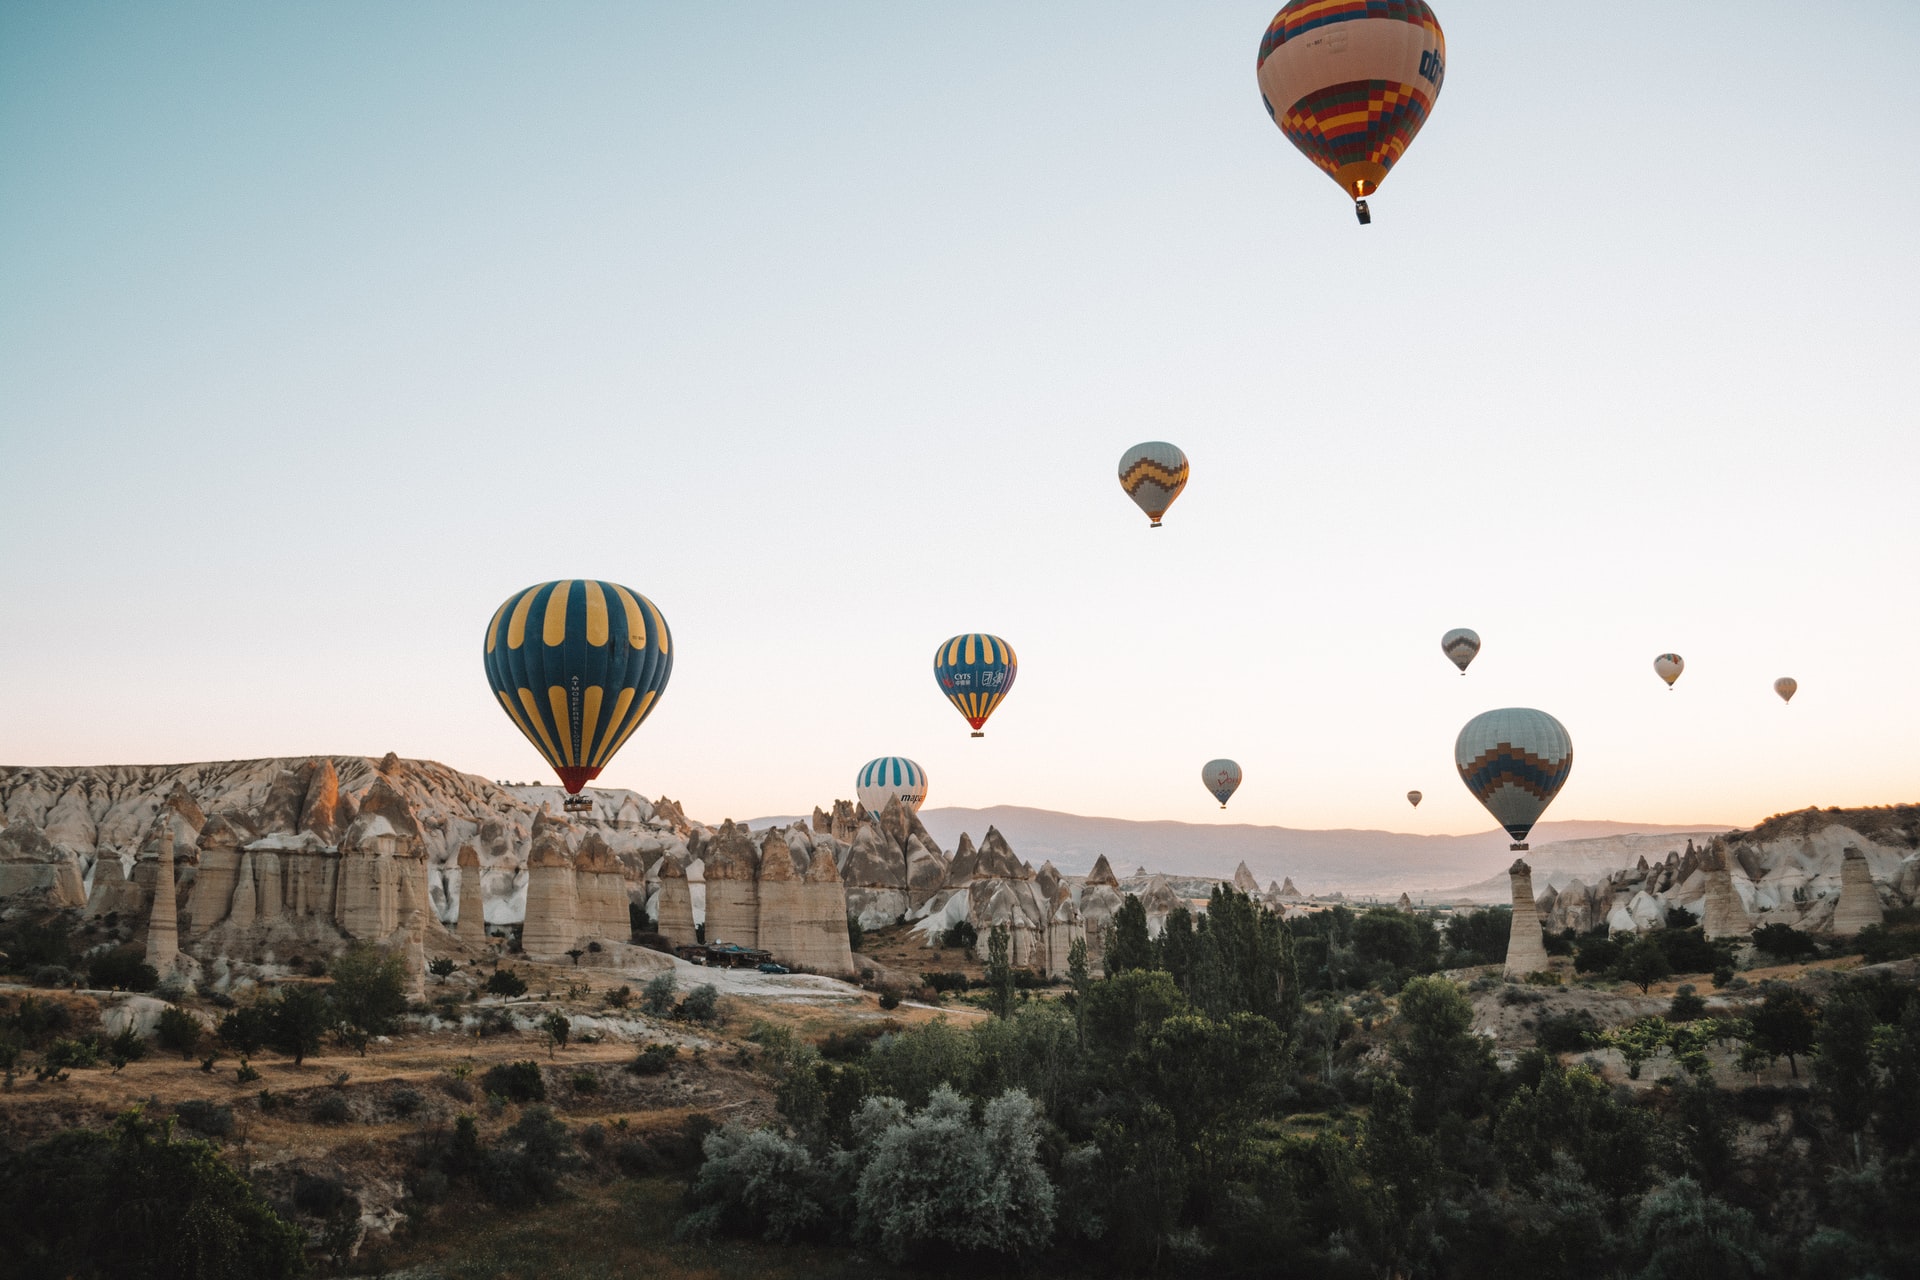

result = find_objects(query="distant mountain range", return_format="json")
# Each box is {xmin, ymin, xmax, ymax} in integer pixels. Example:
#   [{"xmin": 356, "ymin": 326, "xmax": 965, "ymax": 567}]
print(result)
[{"xmin": 748, "ymin": 804, "xmax": 1731, "ymax": 898}]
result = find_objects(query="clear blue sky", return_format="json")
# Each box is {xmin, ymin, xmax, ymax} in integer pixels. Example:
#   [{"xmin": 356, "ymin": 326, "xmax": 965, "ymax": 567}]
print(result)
[{"xmin": 3, "ymin": 2, "xmax": 1916, "ymax": 834}]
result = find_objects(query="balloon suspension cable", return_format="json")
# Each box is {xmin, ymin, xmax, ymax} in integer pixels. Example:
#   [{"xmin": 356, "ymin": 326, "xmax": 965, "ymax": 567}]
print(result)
[{"xmin": 1354, "ymin": 198, "xmax": 1371, "ymax": 226}]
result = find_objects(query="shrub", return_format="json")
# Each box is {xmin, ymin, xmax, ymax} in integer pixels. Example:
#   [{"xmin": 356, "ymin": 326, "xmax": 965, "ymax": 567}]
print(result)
[
  {"xmin": 678, "ymin": 1124, "xmax": 831, "ymax": 1244},
  {"xmin": 86, "ymin": 947, "xmax": 159, "ymax": 992},
  {"xmin": 32, "ymin": 965, "xmax": 74, "ymax": 988},
  {"xmin": 1536, "ymin": 1009, "xmax": 1603, "ymax": 1053},
  {"xmin": 106, "ymin": 1026, "xmax": 147, "ymax": 1069},
  {"xmin": 541, "ymin": 1010, "xmax": 572, "ymax": 1055},
  {"xmin": 679, "ymin": 984, "xmax": 720, "ymax": 1024},
  {"xmin": 1857, "ymin": 924, "xmax": 1917, "ymax": 964},
  {"xmin": 475, "ymin": 1105, "xmax": 577, "ymax": 1208},
  {"xmin": 485, "ymin": 969, "xmax": 529, "ymax": 997},
  {"xmin": 389, "ymin": 1088, "xmax": 424, "ymax": 1118},
  {"xmin": 44, "ymin": 1037, "xmax": 101, "ymax": 1070},
  {"xmin": 330, "ymin": 944, "xmax": 410, "ymax": 1040},
  {"xmin": 921, "ymin": 971, "xmax": 970, "ymax": 994},
  {"xmin": 847, "ymin": 914, "xmax": 865, "ymax": 952},
  {"xmin": 311, "ymin": 1093, "xmax": 352, "ymax": 1124},
  {"xmin": 428, "ymin": 957, "xmax": 457, "ymax": 980},
  {"xmin": 1524, "ymin": 970, "xmax": 1563, "ymax": 987},
  {"xmin": 570, "ymin": 1070, "xmax": 600, "ymax": 1094},
  {"xmin": 481, "ymin": 1060, "xmax": 547, "ymax": 1103},
  {"xmin": 174, "ymin": 1099, "xmax": 235, "ymax": 1138},
  {"xmin": 605, "ymin": 985, "xmax": 633, "ymax": 1009},
  {"xmin": 266, "ymin": 984, "xmax": 332, "ymax": 1066},
  {"xmin": 940, "ymin": 921, "xmax": 978, "ymax": 951},
  {"xmin": 629, "ymin": 1043, "xmax": 676, "ymax": 1076},
  {"xmin": 640, "ymin": 972, "xmax": 678, "ymax": 1016},
  {"xmin": 878, "ymin": 990, "xmax": 902, "ymax": 1011},
  {"xmin": 1574, "ymin": 937, "xmax": 1622, "ymax": 975},
  {"xmin": 1668, "ymin": 984, "xmax": 1708, "ymax": 1022},
  {"xmin": 5, "ymin": 995, "xmax": 72, "ymax": 1045},
  {"xmin": 217, "ymin": 1005, "xmax": 273, "ymax": 1056},
  {"xmin": 1752, "ymin": 923, "xmax": 1817, "ymax": 963},
  {"xmin": 156, "ymin": 1005, "xmax": 202, "ymax": 1058}
]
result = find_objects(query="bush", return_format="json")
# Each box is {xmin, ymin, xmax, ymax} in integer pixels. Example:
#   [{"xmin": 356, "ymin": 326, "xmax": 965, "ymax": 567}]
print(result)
[
  {"xmin": 629, "ymin": 1043, "xmax": 677, "ymax": 1076},
  {"xmin": 330, "ymin": 943, "xmax": 411, "ymax": 1038},
  {"xmin": 86, "ymin": 947, "xmax": 159, "ymax": 993},
  {"xmin": 217, "ymin": 1005, "xmax": 273, "ymax": 1056},
  {"xmin": 485, "ymin": 969, "xmax": 529, "ymax": 997},
  {"xmin": 940, "ymin": 921, "xmax": 978, "ymax": 951},
  {"xmin": 44, "ymin": 1037, "xmax": 101, "ymax": 1070},
  {"xmin": 679, "ymin": 984, "xmax": 720, "ymax": 1024},
  {"xmin": 32, "ymin": 965, "xmax": 74, "ymax": 988},
  {"xmin": 156, "ymin": 1005, "xmax": 202, "ymax": 1058},
  {"xmin": 475, "ymin": 1105, "xmax": 577, "ymax": 1208},
  {"xmin": 174, "ymin": 1099, "xmax": 235, "ymax": 1138},
  {"xmin": 1668, "ymin": 984, "xmax": 1708, "ymax": 1022},
  {"xmin": 678, "ymin": 1124, "xmax": 830, "ymax": 1244},
  {"xmin": 266, "ymin": 984, "xmax": 331, "ymax": 1066},
  {"xmin": 1524, "ymin": 970, "xmax": 1563, "ymax": 987},
  {"xmin": 1536, "ymin": 1009, "xmax": 1603, "ymax": 1053},
  {"xmin": 1574, "ymin": 936, "xmax": 1622, "ymax": 975},
  {"xmin": 640, "ymin": 972, "xmax": 678, "ymax": 1016},
  {"xmin": 570, "ymin": 1070, "xmax": 600, "ymax": 1094},
  {"xmin": 847, "ymin": 914, "xmax": 865, "ymax": 952},
  {"xmin": 428, "ymin": 957, "xmax": 457, "ymax": 980},
  {"xmin": 389, "ymin": 1088, "xmax": 424, "ymax": 1118},
  {"xmin": 106, "ymin": 1026, "xmax": 147, "ymax": 1069},
  {"xmin": 878, "ymin": 990, "xmax": 902, "ymax": 1011},
  {"xmin": 481, "ymin": 1059, "xmax": 547, "ymax": 1103},
  {"xmin": 311, "ymin": 1093, "xmax": 352, "ymax": 1124},
  {"xmin": 1857, "ymin": 924, "xmax": 1918, "ymax": 964},
  {"xmin": 605, "ymin": 984, "xmax": 633, "ymax": 1009},
  {"xmin": 921, "ymin": 971, "xmax": 970, "ymax": 994},
  {"xmin": 1752, "ymin": 923, "xmax": 1817, "ymax": 963}
]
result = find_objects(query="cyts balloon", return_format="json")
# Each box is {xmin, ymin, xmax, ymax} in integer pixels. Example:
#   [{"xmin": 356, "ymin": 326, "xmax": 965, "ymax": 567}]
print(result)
[
  {"xmin": 934, "ymin": 634, "xmax": 1018, "ymax": 737},
  {"xmin": 857, "ymin": 757, "xmax": 929, "ymax": 821},
  {"xmin": 1256, "ymin": 0, "xmax": 1446, "ymax": 224},
  {"xmin": 1118, "ymin": 442, "xmax": 1189, "ymax": 528},
  {"xmin": 484, "ymin": 579, "xmax": 673, "ymax": 812},
  {"xmin": 1454, "ymin": 708, "xmax": 1573, "ymax": 850},
  {"xmin": 1203, "ymin": 759, "xmax": 1243, "ymax": 809}
]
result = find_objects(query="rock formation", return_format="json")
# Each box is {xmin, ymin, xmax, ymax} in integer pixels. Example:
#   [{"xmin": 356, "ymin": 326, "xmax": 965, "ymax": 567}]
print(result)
[
  {"xmin": 795, "ymin": 829, "xmax": 857, "ymax": 976},
  {"xmin": 1700, "ymin": 848, "xmax": 1750, "ymax": 940},
  {"xmin": 1079, "ymin": 855, "xmax": 1125, "ymax": 975},
  {"xmin": 655, "ymin": 857, "xmax": 697, "ymax": 947},
  {"xmin": 143, "ymin": 824, "xmax": 180, "ymax": 973},
  {"xmin": 521, "ymin": 816, "xmax": 579, "ymax": 959},
  {"xmin": 1047, "ymin": 885, "xmax": 1085, "ymax": 976},
  {"xmin": 1831, "ymin": 847, "xmax": 1886, "ymax": 934},
  {"xmin": 455, "ymin": 844, "xmax": 487, "ymax": 944},
  {"xmin": 1279, "ymin": 877, "xmax": 1302, "ymax": 900},
  {"xmin": 576, "ymin": 833, "xmax": 632, "ymax": 943},
  {"xmin": 1504, "ymin": 859, "xmax": 1550, "ymax": 978},
  {"xmin": 703, "ymin": 821, "xmax": 761, "ymax": 948},
  {"xmin": 1232, "ymin": 862, "xmax": 1260, "ymax": 895},
  {"xmin": 754, "ymin": 835, "xmax": 804, "ymax": 963},
  {"xmin": 1397, "ymin": 892, "xmax": 1413, "ymax": 912}
]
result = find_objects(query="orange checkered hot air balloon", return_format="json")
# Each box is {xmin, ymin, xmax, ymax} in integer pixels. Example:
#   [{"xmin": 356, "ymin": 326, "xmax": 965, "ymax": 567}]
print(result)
[{"xmin": 1256, "ymin": 0, "xmax": 1446, "ymax": 224}]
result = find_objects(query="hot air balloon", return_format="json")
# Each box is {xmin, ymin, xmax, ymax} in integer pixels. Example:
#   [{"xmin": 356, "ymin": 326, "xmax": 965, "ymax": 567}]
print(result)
[
  {"xmin": 1203, "ymin": 759, "xmax": 1243, "ymax": 809},
  {"xmin": 1654, "ymin": 653, "xmax": 1685, "ymax": 690},
  {"xmin": 1454, "ymin": 708, "xmax": 1573, "ymax": 851},
  {"xmin": 1775, "ymin": 677, "xmax": 1797, "ymax": 704},
  {"xmin": 1118, "ymin": 442, "xmax": 1189, "ymax": 528},
  {"xmin": 934, "ymin": 634, "xmax": 1017, "ymax": 737},
  {"xmin": 1256, "ymin": 0, "xmax": 1446, "ymax": 224},
  {"xmin": 1441, "ymin": 628, "xmax": 1480, "ymax": 674},
  {"xmin": 483, "ymin": 579, "xmax": 673, "ymax": 813},
  {"xmin": 857, "ymin": 757, "xmax": 929, "ymax": 821},
  {"xmin": 1407, "ymin": 790, "xmax": 1422, "ymax": 808}
]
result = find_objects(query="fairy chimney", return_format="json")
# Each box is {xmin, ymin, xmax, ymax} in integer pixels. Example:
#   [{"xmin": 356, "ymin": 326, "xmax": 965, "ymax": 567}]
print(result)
[{"xmin": 1504, "ymin": 859, "xmax": 1551, "ymax": 977}]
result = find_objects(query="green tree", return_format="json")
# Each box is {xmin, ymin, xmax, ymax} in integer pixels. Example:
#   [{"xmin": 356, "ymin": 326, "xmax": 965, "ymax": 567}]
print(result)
[
  {"xmin": 1751, "ymin": 922, "xmax": 1818, "ymax": 962},
  {"xmin": 1080, "ymin": 969, "xmax": 1187, "ymax": 1068},
  {"xmin": 984, "ymin": 924, "xmax": 1015, "ymax": 1019},
  {"xmin": 863, "ymin": 1018, "xmax": 980, "ymax": 1108},
  {"xmin": 1352, "ymin": 907, "xmax": 1435, "ymax": 977},
  {"xmin": 215, "ymin": 1004, "xmax": 272, "ymax": 1057},
  {"xmin": 1066, "ymin": 936, "xmax": 1090, "ymax": 1003},
  {"xmin": 1105, "ymin": 896, "xmax": 1155, "ymax": 976},
  {"xmin": 1666, "ymin": 984, "xmax": 1707, "ymax": 1022},
  {"xmin": 1749, "ymin": 985, "xmax": 1820, "ymax": 1079},
  {"xmin": 0, "ymin": 1107, "xmax": 304, "ymax": 1278},
  {"xmin": 1628, "ymin": 1176, "xmax": 1766, "ymax": 1280},
  {"xmin": 267, "ymin": 984, "xmax": 331, "ymax": 1067},
  {"xmin": 1610, "ymin": 1017, "xmax": 1671, "ymax": 1081},
  {"xmin": 1496, "ymin": 1061, "xmax": 1656, "ymax": 1203},
  {"xmin": 1813, "ymin": 991, "xmax": 1877, "ymax": 1163},
  {"xmin": 1131, "ymin": 1012, "xmax": 1290, "ymax": 1195},
  {"xmin": 1879, "ymin": 1000, "xmax": 1920, "ymax": 1156},
  {"xmin": 1617, "ymin": 935, "xmax": 1672, "ymax": 994},
  {"xmin": 328, "ymin": 942, "xmax": 410, "ymax": 1043},
  {"xmin": 540, "ymin": 1010, "xmax": 571, "ymax": 1058},
  {"xmin": 1393, "ymin": 975, "xmax": 1494, "ymax": 1126}
]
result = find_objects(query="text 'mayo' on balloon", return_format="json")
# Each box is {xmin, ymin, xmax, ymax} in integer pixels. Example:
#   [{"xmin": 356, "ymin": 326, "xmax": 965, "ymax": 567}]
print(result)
[
  {"xmin": 1454, "ymin": 708, "xmax": 1572, "ymax": 852},
  {"xmin": 483, "ymin": 580, "xmax": 673, "ymax": 813},
  {"xmin": 1256, "ymin": 0, "xmax": 1446, "ymax": 224},
  {"xmin": 933, "ymin": 634, "xmax": 1018, "ymax": 737},
  {"xmin": 1202, "ymin": 760, "xmax": 1243, "ymax": 810},
  {"xmin": 857, "ymin": 757, "xmax": 929, "ymax": 821}
]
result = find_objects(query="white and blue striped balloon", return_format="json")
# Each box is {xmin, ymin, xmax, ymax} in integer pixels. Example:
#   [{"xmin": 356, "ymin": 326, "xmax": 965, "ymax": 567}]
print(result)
[{"xmin": 857, "ymin": 757, "xmax": 929, "ymax": 820}]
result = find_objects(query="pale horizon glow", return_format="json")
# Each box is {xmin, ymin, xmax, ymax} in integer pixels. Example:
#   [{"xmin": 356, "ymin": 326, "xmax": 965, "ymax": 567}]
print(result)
[{"xmin": 2, "ymin": 2, "xmax": 1916, "ymax": 837}]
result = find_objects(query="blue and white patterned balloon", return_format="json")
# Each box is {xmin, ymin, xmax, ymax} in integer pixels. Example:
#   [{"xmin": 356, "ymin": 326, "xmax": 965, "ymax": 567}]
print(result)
[{"xmin": 857, "ymin": 757, "xmax": 929, "ymax": 821}]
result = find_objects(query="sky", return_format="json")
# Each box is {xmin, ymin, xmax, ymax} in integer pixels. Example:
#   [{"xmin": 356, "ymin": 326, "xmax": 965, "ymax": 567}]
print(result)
[{"xmin": 2, "ymin": 1, "xmax": 1917, "ymax": 837}]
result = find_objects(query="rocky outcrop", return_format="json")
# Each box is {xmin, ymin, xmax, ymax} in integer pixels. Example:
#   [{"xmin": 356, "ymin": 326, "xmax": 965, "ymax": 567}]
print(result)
[
  {"xmin": 1138, "ymin": 876, "xmax": 1181, "ymax": 936},
  {"xmin": 1279, "ymin": 877, "xmax": 1302, "ymax": 900},
  {"xmin": 1832, "ymin": 847, "xmax": 1886, "ymax": 935},
  {"xmin": 1079, "ymin": 856, "xmax": 1125, "ymax": 975},
  {"xmin": 0, "ymin": 822, "xmax": 86, "ymax": 908},
  {"xmin": 1701, "ymin": 849, "xmax": 1750, "ymax": 940},
  {"xmin": 1504, "ymin": 859, "xmax": 1550, "ymax": 978},
  {"xmin": 455, "ymin": 844, "xmax": 487, "ymax": 944},
  {"xmin": 795, "ymin": 831, "xmax": 856, "ymax": 976},
  {"xmin": 1397, "ymin": 892, "xmax": 1413, "ymax": 912},
  {"xmin": 703, "ymin": 821, "xmax": 761, "ymax": 948},
  {"xmin": 1232, "ymin": 862, "xmax": 1260, "ymax": 895},
  {"xmin": 576, "ymin": 833, "xmax": 632, "ymax": 943},
  {"xmin": 754, "ymin": 836, "xmax": 804, "ymax": 964},
  {"xmin": 1047, "ymin": 887, "xmax": 1085, "ymax": 977},
  {"xmin": 143, "ymin": 825, "xmax": 180, "ymax": 973},
  {"xmin": 656, "ymin": 857, "xmax": 697, "ymax": 947}
]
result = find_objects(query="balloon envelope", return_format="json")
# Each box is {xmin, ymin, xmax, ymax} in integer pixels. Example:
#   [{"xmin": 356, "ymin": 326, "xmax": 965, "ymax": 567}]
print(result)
[
  {"xmin": 483, "ymin": 579, "xmax": 673, "ymax": 793},
  {"xmin": 1454, "ymin": 708, "xmax": 1573, "ymax": 849},
  {"xmin": 1441, "ymin": 628, "xmax": 1480, "ymax": 673},
  {"xmin": 857, "ymin": 757, "xmax": 929, "ymax": 821},
  {"xmin": 1256, "ymin": 0, "xmax": 1446, "ymax": 204},
  {"xmin": 1202, "ymin": 759, "xmax": 1243, "ymax": 808},
  {"xmin": 1407, "ymin": 790, "xmax": 1422, "ymax": 808},
  {"xmin": 1654, "ymin": 653, "xmax": 1685, "ymax": 688},
  {"xmin": 1775, "ymin": 677, "xmax": 1797, "ymax": 704},
  {"xmin": 1118, "ymin": 442, "xmax": 1189, "ymax": 527},
  {"xmin": 934, "ymin": 634, "xmax": 1018, "ymax": 735}
]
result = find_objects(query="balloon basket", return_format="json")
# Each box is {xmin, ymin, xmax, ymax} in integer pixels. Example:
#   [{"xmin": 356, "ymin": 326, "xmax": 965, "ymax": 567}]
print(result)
[
  {"xmin": 970, "ymin": 731, "xmax": 984, "ymax": 738},
  {"xmin": 1354, "ymin": 199, "xmax": 1371, "ymax": 225},
  {"xmin": 563, "ymin": 795, "xmax": 593, "ymax": 815},
  {"xmin": 1150, "ymin": 520, "xmax": 1162, "ymax": 528},
  {"xmin": 1509, "ymin": 842, "xmax": 1528, "ymax": 852}
]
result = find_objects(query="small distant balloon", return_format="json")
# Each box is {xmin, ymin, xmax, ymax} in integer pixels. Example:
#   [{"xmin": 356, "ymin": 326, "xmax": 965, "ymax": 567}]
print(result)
[
  {"xmin": 1454, "ymin": 707, "xmax": 1573, "ymax": 851},
  {"xmin": 1441, "ymin": 628, "xmax": 1480, "ymax": 674},
  {"xmin": 934, "ymin": 634, "xmax": 1018, "ymax": 737},
  {"xmin": 857, "ymin": 757, "xmax": 928, "ymax": 821},
  {"xmin": 1203, "ymin": 759, "xmax": 1243, "ymax": 809},
  {"xmin": 1118, "ymin": 442, "xmax": 1189, "ymax": 528},
  {"xmin": 1654, "ymin": 653, "xmax": 1684, "ymax": 690},
  {"xmin": 1774, "ymin": 677, "xmax": 1797, "ymax": 704},
  {"xmin": 1407, "ymin": 790, "xmax": 1422, "ymax": 808}
]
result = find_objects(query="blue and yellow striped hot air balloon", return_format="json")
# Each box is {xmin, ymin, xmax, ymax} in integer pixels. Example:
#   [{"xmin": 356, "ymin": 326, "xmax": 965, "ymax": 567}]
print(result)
[
  {"xmin": 483, "ymin": 580, "xmax": 673, "ymax": 810},
  {"xmin": 933, "ymin": 634, "xmax": 1017, "ymax": 737}
]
